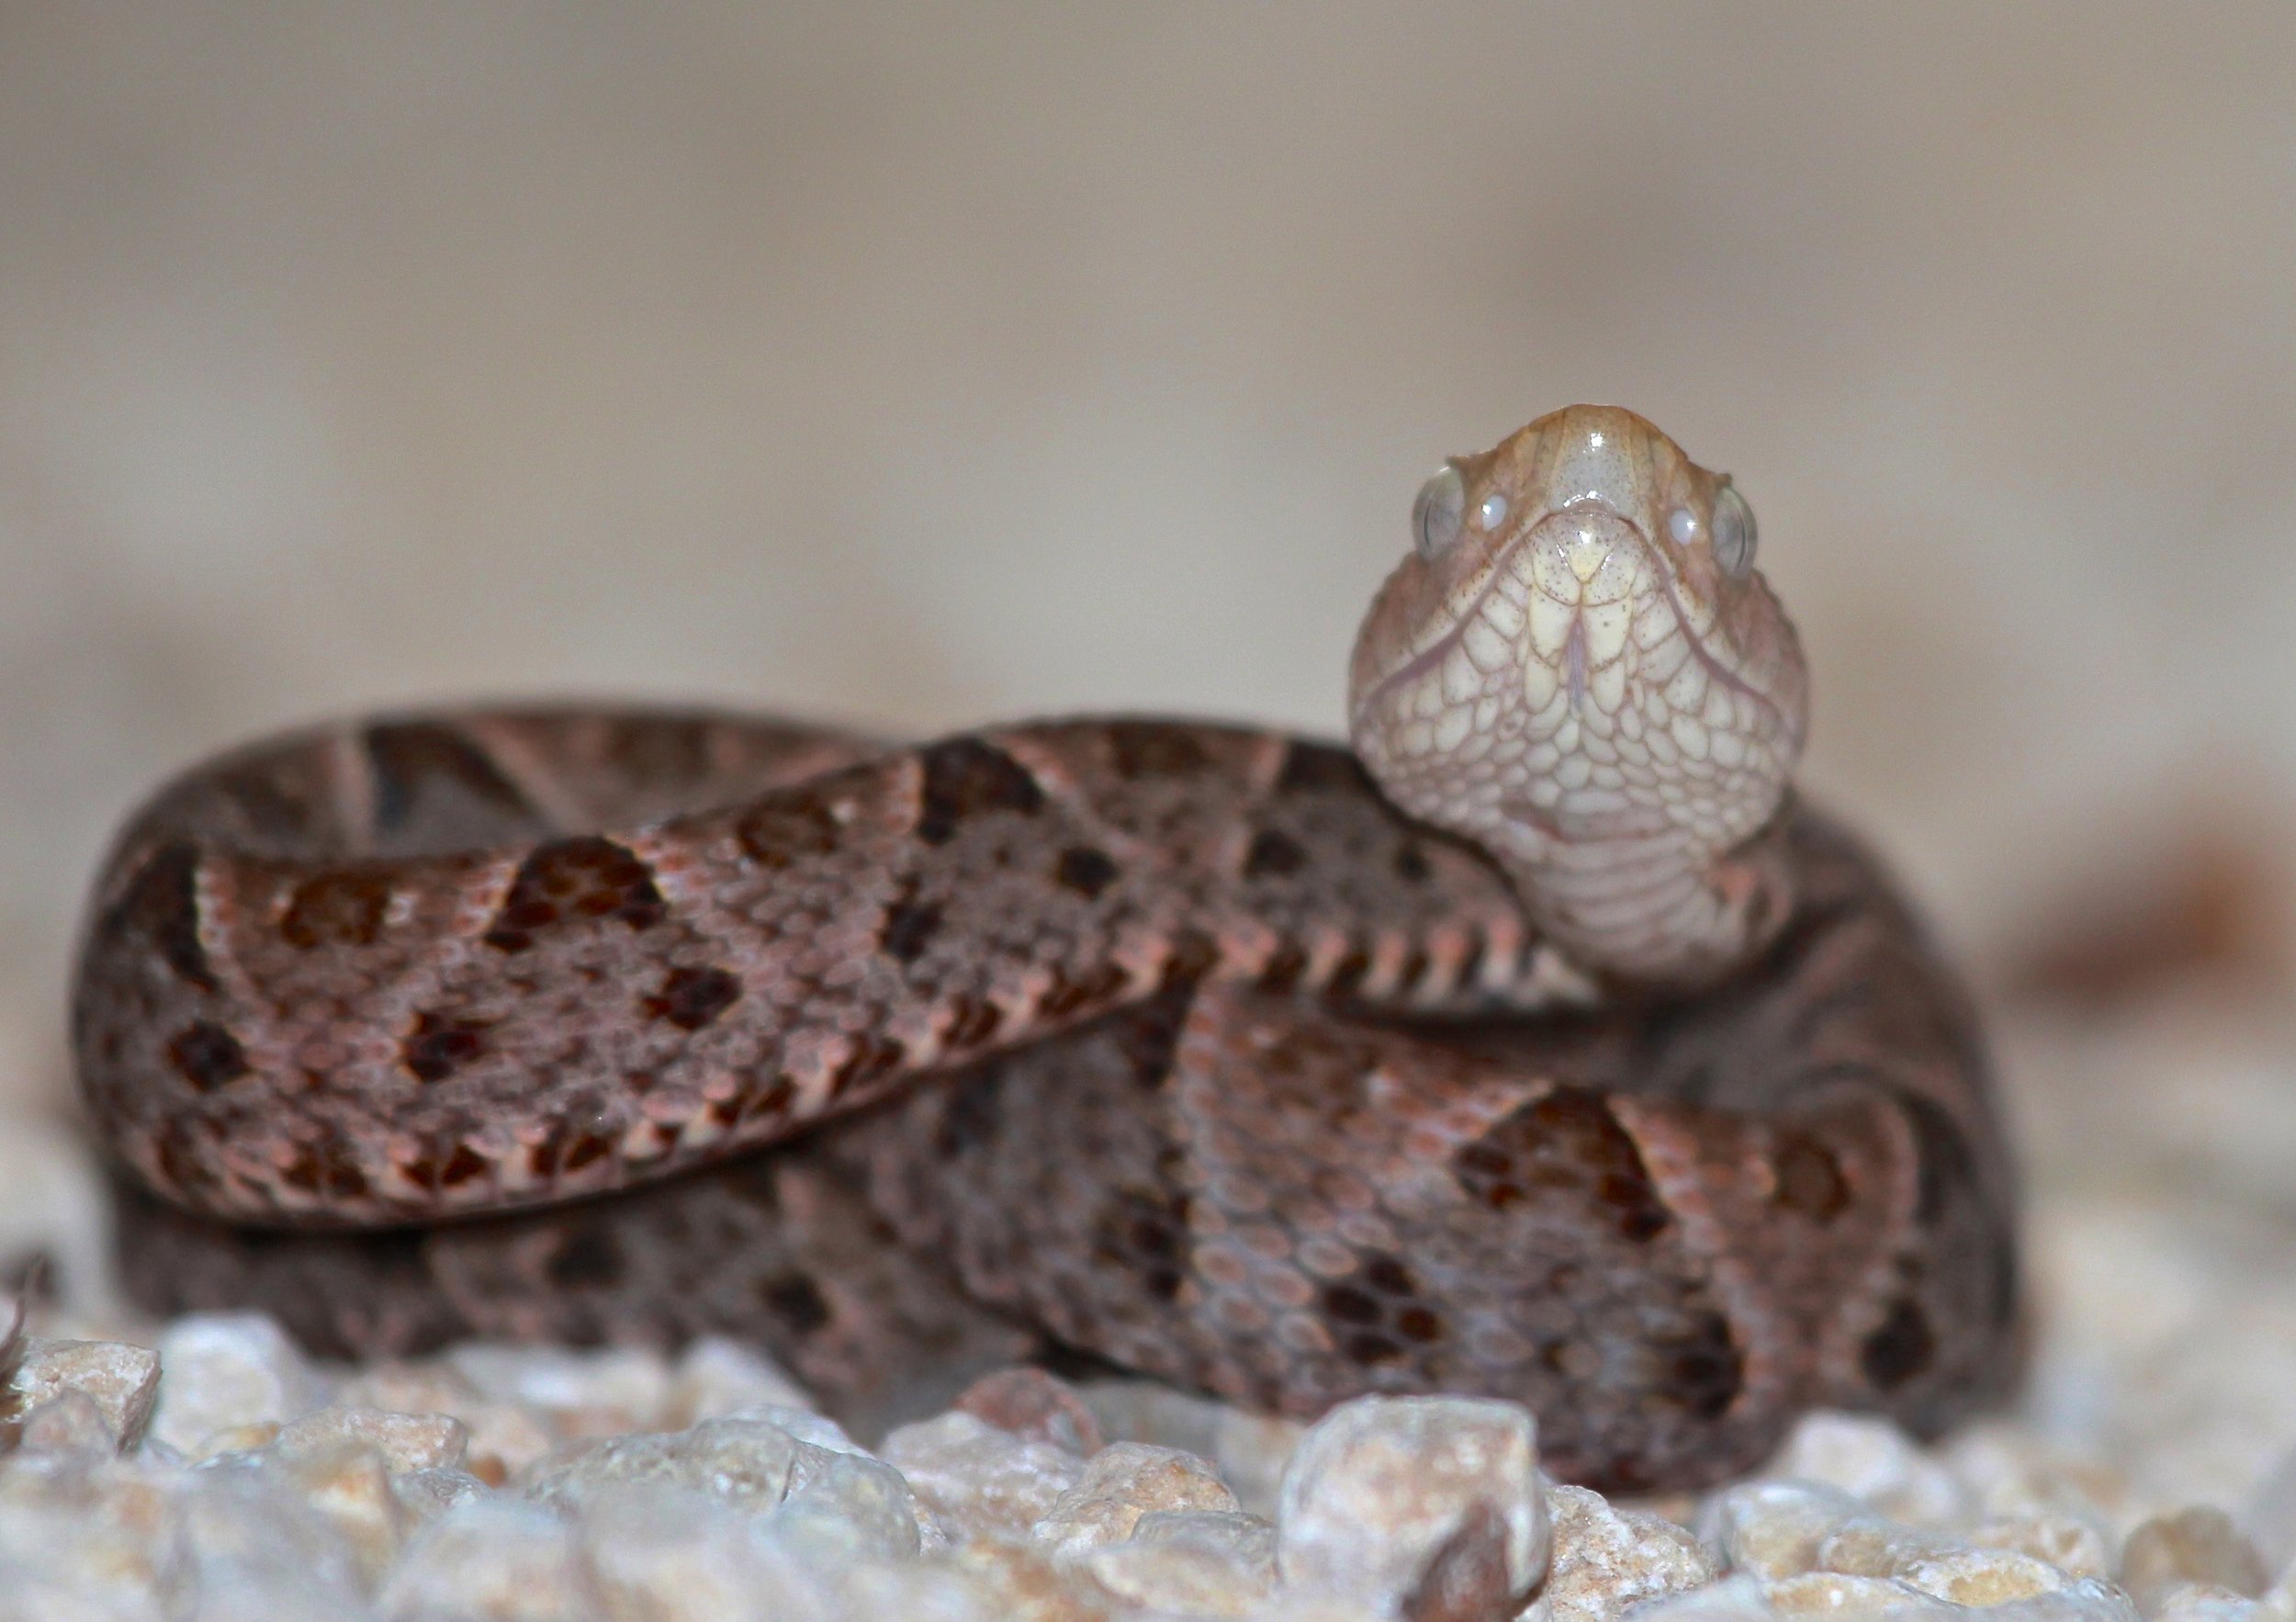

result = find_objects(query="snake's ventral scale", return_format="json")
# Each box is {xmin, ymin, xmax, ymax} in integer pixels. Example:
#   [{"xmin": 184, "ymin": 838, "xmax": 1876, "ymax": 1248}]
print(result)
[{"xmin": 73, "ymin": 405, "xmax": 2019, "ymax": 1491}]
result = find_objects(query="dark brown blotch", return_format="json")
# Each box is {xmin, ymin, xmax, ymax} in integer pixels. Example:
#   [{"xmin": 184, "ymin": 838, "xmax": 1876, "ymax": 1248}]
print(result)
[
  {"xmin": 1392, "ymin": 841, "xmax": 1434, "ymax": 884},
  {"xmin": 1107, "ymin": 992, "xmax": 1193, "ymax": 1091},
  {"xmin": 737, "ymin": 784, "xmax": 849, "ymax": 869},
  {"xmin": 1273, "ymin": 739, "xmax": 1375, "ymax": 797},
  {"xmin": 879, "ymin": 889, "xmax": 944, "ymax": 964},
  {"xmin": 440, "ymin": 1143, "xmax": 490, "ymax": 1188},
  {"xmin": 1105, "ymin": 721, "xmax": 1213, "ymax": 781},
  {"xmin": 760, "ymin": 1271, "xmax": 832, "ymax": 1335},
  {"xmin": 1772, "ymin": 1132, "xmax": 1851, "ymax": 1220},
  {"xmin": 484, "ymin": 836, "xmax": 665, "ymax": 952},
  {"xmin": 1451, "ymin": 930, "xmax": 1488, "ymax": 993},
  {"xmin": 1090, "ymin": 1184, "xmax": 1190, "ymax": 1302},
  {"xmin": 942, "ymin": 995, "xmax": 1004, "ymax": 1051},
  {"xmin": 545, "ymin": 1221, "xmax": 626, "ymax": 1289},
  {"xmin": 1860, "ymin": 1296, "xmax": 1935, "ymax": 1391},
  {"xmin": 1257, "ymin": 941, "xmax": 1311, "ymax": 996},
  {"xmin": 1054, "ymin": 845, "xmax": 1121, "ymax": 899},
  {"xmin": 1451, "ymin": 1087, "xmax": 1673, "ymax": 1244},
  {"xmin": 1395, "ymin": 1307, "xmax": 1445, "ymax": 1343},
  {"xmin": 1037, "ymin": 960, "xmax": 1131, "ymax": 1019},
  {"xmin": 1323, "ymin": 944, "xmax": 1374, "ymax": 999},
  {"xmin": 280, "ymin": 1137, "xmax": 369, "ymax": 1200},
  {"xmin": 831, "ymin": 1032, "xmax": 907, "ymax": 1096},
  {"xmin": 1156, "ymin": 929, "xmax": 1221, "ymax": 994},
  {"xmin": 1656, "ymin": 1311, "xmax": 1744, "ymax": 1419},
  {"xmin": 1362, "ymin": 1253, "xmax": 1419, "ymax": 1298},
  {"xmin": 1345, "ymin": 1332, "xmax": 1402, "ymax": 1368},
  {"xmin": 280, "ymin": 869, "xmax": 394, "ymax": 949},
  {"xmin": 1321, "ymin": 1284, "xmax": 1380, "ymax": 1325},
  {"xmin": 112, "ymin": 843, "xmax": 218, "ymax": 993},
  {"xmin": 168, "ymin": 1021, "xmax": 249, "ymax": 1092},
  {"xmin": 402, "ymin": 1010, "xmax": 490, "ymax": 1083},
  {"xmin": 644, "ymin": 965, "xmax": 742, "ymax": 1031},
  {"xmin": 915, "ymin": 738, "xmax": 1046, "ymax": 845},
  {"xmin": 1243, "ymin": 828, "xmax": 1308, "ymax": 880}
]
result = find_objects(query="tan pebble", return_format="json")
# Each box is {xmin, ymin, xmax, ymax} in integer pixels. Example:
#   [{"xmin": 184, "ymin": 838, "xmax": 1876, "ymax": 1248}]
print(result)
[
  {"xmin": 1705, "ymin": 1480, "xmax": 1864, "ymax": 1579},
  {"xmin": 1971, "ymin": 1510, "xmax": 2115, "ymax": 1580},
  {"xmin": 335, "ymin": 1360, "xmax": 557, "ymax": 1480},
  {"xmin": 2125, "ymin": 1508, "xmax": 2270, "ymax": 1611},
  {"xmin": 14, "ymin": 1389, "xmax": 118, "ymax": 1458},
  {"xmin": 1031, "ymin": 1440, "xmax": 1236, "ymax": 1555},
  {"xmin": 1814, "ymin": 1513, "xmax": 1961, "ymax": 1576},
  {"xmin": 193, "ymin": 1419, "xmax": 283, "ymax": 1458},
  {"xmin": 1898, "ymin": 1546, "xmax": 2070, "ymax": 1605},
  {"xmin": 955, "ymin": 1536, "xmax": 1124, "ymax": 1620},
  {"xmin": 1541, "ymin": 1483, "xmax": 1716, "ymax": 1622},
  {"xmin": 271, "ymin": 1404, "xmax": 469, "ymax": 1474},
  {"xmin": 1075, "ymin": 1377, "xmax": 1302, "ymax": 1517},
  {"xmin": 1764, "ymin": 1571, "xmax": 1936, "ymax": 1615},
  {"xmin": 5, "ymin": 1337, "xmax": 161, "ymax": 1449}
]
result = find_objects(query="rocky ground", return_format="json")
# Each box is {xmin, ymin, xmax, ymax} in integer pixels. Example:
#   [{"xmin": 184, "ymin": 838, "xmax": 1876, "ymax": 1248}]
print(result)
[{"xmin": 4, "ymin": 883, "xmax": 2294, "ymax": 1620}]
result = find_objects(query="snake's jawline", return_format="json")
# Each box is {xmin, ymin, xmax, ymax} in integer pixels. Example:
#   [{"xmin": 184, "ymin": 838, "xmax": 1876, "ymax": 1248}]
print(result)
[{"xmin": 76, "ymin": 709, "xmax": 2020, "ymax": 1492}]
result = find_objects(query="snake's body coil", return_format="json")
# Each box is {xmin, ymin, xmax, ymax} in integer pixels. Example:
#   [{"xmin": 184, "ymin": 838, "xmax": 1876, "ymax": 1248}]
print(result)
[{"xmin": 74, "ymin": 409, "xmax": 2020, "ymax": 1492}]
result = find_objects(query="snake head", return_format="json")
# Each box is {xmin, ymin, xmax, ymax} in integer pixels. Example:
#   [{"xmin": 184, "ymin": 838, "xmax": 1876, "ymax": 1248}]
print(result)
[{"xmin": 1349, "ymin": 405, "xmax": 1810, "ymax": 984}]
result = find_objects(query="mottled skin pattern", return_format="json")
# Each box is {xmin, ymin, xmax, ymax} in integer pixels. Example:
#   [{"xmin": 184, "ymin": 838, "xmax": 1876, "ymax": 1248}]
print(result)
[{"xmin": 78, "ymin": 408, "xmax": 2020, "ymax": 1491}]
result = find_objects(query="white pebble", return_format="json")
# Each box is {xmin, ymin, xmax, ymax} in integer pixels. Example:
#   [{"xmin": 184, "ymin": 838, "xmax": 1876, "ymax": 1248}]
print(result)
[
  {"xmin": 1275, "ymin": 1394, "xmax": 1549, "ymax": 1616},
  {"xmin": 148, "ymin": 1313, "xmax": 325, "ymax": 1459},
  {"xmin": 880, "ymin": 1410, "xmax": 1085, "ymax": 1540}
]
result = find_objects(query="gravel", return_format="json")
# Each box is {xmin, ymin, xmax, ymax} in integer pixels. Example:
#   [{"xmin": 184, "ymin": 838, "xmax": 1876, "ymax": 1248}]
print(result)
[{"xmin": 5, "ymin": 997, "xmax": 2293, "ymax": 1619}]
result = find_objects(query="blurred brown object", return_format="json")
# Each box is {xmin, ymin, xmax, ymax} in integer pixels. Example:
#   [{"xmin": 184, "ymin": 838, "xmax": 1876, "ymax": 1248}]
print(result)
[{"xmin": 2005, "ymin": 803, "xmax": 2294, "ymax": 1009}]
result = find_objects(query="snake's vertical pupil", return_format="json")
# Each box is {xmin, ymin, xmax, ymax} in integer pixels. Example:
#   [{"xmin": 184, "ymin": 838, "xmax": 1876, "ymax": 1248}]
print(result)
[{"xmin": 1412, "ymin": 465, "xmax": 1466, "ymax": 559}]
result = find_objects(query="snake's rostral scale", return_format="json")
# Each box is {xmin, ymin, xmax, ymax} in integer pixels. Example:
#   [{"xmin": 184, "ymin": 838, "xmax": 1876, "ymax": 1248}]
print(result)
[{"xmin": 73, "ymin": 407, "xmax": 2020, "ymax": 1492}]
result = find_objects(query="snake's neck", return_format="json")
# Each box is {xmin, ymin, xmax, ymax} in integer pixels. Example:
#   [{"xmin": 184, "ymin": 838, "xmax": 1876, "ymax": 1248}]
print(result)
[{"xmin": 1382, "ymin": 768, "xmax": 1800, "ymax": 987}]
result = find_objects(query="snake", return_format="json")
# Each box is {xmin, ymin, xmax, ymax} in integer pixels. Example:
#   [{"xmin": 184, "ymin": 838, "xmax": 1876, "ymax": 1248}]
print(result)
[{"xmin": 71, "ymin": 406, "xmax": 2020, "ymax": 1492}]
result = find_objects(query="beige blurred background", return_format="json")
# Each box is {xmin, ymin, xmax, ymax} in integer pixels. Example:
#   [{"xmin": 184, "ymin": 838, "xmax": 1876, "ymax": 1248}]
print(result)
[{"xmin": 5, "ymin": 2, "xmax": 2295, "ymax": 1115}]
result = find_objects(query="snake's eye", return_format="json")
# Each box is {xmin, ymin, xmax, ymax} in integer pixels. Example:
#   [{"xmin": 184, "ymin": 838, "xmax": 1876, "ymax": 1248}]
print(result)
[
  {"xmin": 1412, "ymin": 465, "xmax": 1466, "ymax": 559},
  {"xmin": 1710, "ymin": 482, "xmax": 1758, "ymax": 578}
]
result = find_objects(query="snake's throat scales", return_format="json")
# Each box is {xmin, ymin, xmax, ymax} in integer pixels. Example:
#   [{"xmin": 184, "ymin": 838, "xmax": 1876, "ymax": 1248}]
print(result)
[{"xmin": 72, "ymin": 406, "xmax": 2020, "ymax": 1492}]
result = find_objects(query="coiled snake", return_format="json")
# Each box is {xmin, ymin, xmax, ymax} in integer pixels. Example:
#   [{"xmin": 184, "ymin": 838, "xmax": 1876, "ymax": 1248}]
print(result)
[{"xmin": 73, "ymin": 406, "xmax": 2019, "ymax": 1491}]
